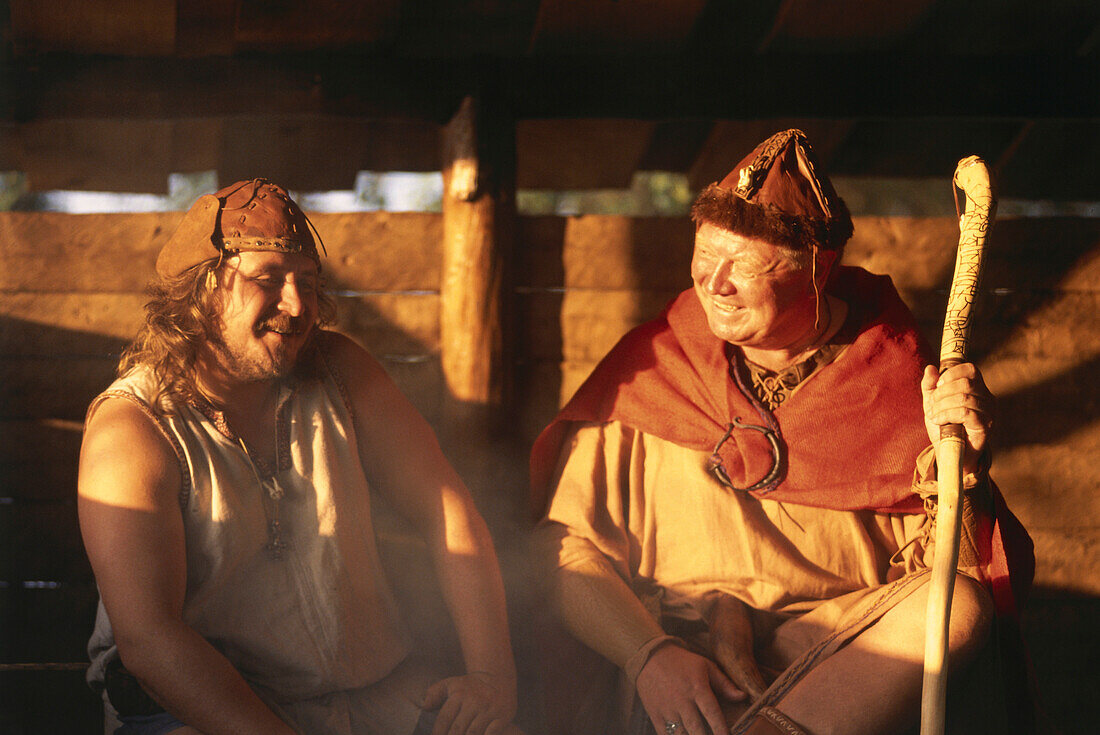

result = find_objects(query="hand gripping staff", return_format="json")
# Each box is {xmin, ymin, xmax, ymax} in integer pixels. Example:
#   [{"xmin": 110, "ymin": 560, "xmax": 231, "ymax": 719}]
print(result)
[{"xmin": 920, "ymin": 156, "xmax": 996, "ymax": 735}]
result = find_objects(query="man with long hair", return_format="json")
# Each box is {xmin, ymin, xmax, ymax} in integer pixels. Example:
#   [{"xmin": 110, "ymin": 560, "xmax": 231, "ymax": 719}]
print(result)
[{"xmin": 78, "ymin": 179, "xmax": 521, "ymax": 735}]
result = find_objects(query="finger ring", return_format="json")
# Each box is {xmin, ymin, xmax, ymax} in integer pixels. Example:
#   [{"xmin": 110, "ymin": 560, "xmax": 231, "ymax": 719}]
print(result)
[{"xmin": 665, "ymin": 722, "xmax": 681, "ymax": 734}]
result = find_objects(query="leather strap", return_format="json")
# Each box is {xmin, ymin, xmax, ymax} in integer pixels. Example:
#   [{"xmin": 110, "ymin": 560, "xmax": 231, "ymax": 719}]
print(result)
[{"xmin": 743, "ymin": 706, "xmax": 810, "ymax": 735}]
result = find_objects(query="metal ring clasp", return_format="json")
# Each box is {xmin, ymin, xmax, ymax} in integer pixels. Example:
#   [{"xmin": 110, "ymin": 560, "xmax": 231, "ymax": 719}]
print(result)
[{"xmin": 706, "ymin": 417, "xmax": 784, "ymax": 493}]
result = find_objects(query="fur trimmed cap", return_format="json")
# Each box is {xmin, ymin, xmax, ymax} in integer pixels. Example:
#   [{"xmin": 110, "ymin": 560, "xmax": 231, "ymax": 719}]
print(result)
[
  {"xmin": 155, "ymin": 178, "xmax": 322, "ymax": 278},
  {"xmin": 691, "ymin": 129, "xmax": 853, "ymax": 252}
]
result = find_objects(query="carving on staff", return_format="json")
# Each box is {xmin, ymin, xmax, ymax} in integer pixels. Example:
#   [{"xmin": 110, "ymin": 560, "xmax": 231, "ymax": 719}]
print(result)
[
  {"xmin": 921, "ymin": 155, "xmax": 996, "ymax": 735},
  {"xmin": 940, "ymin": 157, "xmax": 996, "ymax": 364}
]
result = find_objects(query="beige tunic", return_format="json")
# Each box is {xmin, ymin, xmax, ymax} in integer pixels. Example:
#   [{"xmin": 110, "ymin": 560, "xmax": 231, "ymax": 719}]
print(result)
[
  {"xmin": 538, "ymin": 419, "xmax": 936, "ymax": 684},
  {"xmin": 87, "ymin": 362, "xmax": 433, "ymax": 734}
]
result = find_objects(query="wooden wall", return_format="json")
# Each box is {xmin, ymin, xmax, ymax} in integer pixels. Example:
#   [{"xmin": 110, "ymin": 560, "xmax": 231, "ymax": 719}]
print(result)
[{"xmin": 2, "ymin": 210, "xmax": 1097, "ymax": 732}]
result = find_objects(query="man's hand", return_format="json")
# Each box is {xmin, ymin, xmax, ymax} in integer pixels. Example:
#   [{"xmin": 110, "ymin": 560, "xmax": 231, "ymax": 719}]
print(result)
[
  {"xmin": 421, "ymin": 671, "xmax": 517, "ymax": 735},
  {"xmin": 708, "ymin": 594, "xmax": 767, "ymax": 702},
  {"xmin": 921, "ymin": 362, "xmax": 994, "ymax": 476},
  {"xmin": 636, "ymin": 643, "xmax": 745, "ymax": 735}
]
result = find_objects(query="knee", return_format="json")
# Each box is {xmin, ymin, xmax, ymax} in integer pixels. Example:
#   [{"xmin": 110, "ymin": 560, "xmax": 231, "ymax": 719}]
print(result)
[{"xmin": 946, "ymin": 574, "xmax": 994, "ymax": 660}]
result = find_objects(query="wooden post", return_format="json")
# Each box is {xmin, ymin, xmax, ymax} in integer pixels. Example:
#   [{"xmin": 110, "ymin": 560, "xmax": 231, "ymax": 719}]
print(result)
[{"xmin": 440, "ymin": 93, "xmax": 516, "ymax": 444}]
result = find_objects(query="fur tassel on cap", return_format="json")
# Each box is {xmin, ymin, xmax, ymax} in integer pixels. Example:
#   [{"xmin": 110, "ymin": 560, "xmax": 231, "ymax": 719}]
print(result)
[
  {"xmin": 691, "ymin": 129, "xmax": 853, "ymax": 253},
  {"xmin": 156, "ymin": 178, "xmax": 322, "ymax": 278}
]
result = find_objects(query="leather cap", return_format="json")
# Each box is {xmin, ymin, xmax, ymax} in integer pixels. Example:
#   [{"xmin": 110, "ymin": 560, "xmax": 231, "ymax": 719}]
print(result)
[
  {"xmin": 691, "ymin": 129, "xmax": 853, "ymax": 252},
  {"xmin": 155, "ymin": 179, "xmax": 321, "ymax": 278}
]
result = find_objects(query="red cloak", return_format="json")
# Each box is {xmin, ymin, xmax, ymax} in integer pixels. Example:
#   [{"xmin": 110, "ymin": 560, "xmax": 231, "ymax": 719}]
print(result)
[{"xmin": 531, "ymin": 266, "xmax": 1033, "ymax": 616}]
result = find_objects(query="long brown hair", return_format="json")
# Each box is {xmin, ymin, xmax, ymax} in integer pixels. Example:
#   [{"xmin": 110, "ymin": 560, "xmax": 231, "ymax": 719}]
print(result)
[{"xmin": 118, "ymin": 257, "xmax": 337, "ymax": 406}]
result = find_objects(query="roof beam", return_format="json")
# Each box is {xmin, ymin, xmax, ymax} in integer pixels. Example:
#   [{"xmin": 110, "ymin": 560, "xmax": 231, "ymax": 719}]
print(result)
[{"xmin": 5, "ymin": 53, "xmax": 1097, "ymax": 123}]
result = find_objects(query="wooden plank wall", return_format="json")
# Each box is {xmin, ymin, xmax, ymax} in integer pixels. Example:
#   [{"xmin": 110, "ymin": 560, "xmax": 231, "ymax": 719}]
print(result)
[{"xmin": 2, "ymin": 210, "xmax": 1097, "ymax": 731}]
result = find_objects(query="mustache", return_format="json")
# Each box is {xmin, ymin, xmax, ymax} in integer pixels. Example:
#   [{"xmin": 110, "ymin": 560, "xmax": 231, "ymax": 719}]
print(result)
[{"xmin": 259, "ymin": 315, "xmax": 312, "ymax": 334}]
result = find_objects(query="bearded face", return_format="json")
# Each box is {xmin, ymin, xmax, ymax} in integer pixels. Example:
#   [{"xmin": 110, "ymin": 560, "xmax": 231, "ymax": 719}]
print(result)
[{"xmin": 203, "ymin": 251, "xmax": 320, "ymax": 384}]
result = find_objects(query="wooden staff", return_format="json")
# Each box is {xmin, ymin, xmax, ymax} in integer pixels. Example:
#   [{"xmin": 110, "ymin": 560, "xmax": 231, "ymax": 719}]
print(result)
[{"xmin": 920, "ymin": 156, "xmax": 996, "ymax": 735}]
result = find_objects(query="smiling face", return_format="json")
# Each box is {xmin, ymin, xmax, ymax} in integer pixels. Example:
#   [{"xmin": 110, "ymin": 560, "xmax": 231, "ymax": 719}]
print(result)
[
  {"xmin": 691, "ymin": 223, "xmax": 828, "ymax": 352},
  {"xmin": 202, "ymin": 250, "xmax": 320, "ymax": 385}
]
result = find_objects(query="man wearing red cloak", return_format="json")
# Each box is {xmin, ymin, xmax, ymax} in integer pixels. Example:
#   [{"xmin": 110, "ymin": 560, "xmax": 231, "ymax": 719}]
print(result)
[{"xmin": 531, "ymin": 130, "xmax": 1033, "ymax": 735}]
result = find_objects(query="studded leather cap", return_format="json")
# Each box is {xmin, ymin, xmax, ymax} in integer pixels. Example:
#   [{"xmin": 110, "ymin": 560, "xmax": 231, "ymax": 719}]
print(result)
[
  {"xmin": 155, "ymin": 179, "xmax": 321, "ymax": 278},
  {"xmin": 691, "ymin": 129, "xmax": 853, "ymax": 252}
]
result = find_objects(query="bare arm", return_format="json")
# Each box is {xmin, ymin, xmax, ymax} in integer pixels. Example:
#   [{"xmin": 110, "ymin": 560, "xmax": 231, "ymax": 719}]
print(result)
[
  {"xmin": 329, "ymin": 334, "xmax": 518, "ymax": 734},
  {"xmin": 78, "ymin": 398, "xmax": 295, "ymax": 735}
]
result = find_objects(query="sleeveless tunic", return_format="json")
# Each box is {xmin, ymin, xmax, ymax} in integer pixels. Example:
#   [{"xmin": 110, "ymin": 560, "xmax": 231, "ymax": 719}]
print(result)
[{"xmin": 86, "ymin": 348, "xmax": 415, "ymax": 725}]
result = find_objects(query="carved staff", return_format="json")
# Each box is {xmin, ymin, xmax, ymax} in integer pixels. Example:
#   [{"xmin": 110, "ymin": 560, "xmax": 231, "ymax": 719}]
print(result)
[{"xmin": 920, "ymin": 156, "xmax": 996, "ymax": 735}]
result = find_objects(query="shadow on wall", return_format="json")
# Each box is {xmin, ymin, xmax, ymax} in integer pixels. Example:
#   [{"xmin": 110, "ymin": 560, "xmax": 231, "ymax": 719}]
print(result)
[
  {"xmin": 1023, "ymin": 585, "xmax": 1100, "ymax": 733},
  {"xmin": 932, "ymin": 218, "xmax": 1100, "ymax": 449},
  {"xmin": 0, "ymin": 318, "xmax": 123, "ymax": 732},
  {"xmin": 513, "ymin": 215, "xmax": 694, "ymax": 445},
  {"xmin": 868, "ymin": 215, "xmax": 1100, "ymax": 735}
]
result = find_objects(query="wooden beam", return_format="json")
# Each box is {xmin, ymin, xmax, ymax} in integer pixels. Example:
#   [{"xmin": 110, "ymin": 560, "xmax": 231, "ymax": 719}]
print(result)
[
  {"xmin": 17, "ymin": 119, "xmax": 175, "ymax": 193},
  {"xmin": 494, "ymin": 55, "xmax": 1100, "ymax": 119},
  {"xmin": 9, "ymin": 57, "xmax": 323, "ymax": 120},
  {"xmin": 385, "ymin": 0, "xmax": 542, "ymax": 57},
  {"xmin": 9, "ymin": 54, "xmax": 1100, "ymax": 124},
  {"xmin": 9, "ymin": 0, "xmax": 176, "ymax": 56},
  {"xmin": 234, "ymin": 0, "xmax": 402, "ymax": 49},
  {"xmin": 6, "ymin": 114, "xmax": 443, "ymax": 193},
  {"xmin": 637, "ymin": 119, "xmax": 716, "ymax": 174},
  {"xmin": 757, "ymin": 0, "xmax": 935, "ymax": 52},
  {"xmin": 215, "ymin": 116, "xmax": 442, "ymax": 190},
  {"xmin": 517, "ymin": 119, "xmax": 655, "ymax": 189},
  {"xmin": 439, "ymin": 94, "xmax": 516, "ymax": 435},
  {"xmin": 0, "ymin": 211, "xmax": 443, "ymax": 293},
  {"xmin": 530, "ymin": 0, "xmax": 708, "ymax": 54},
  {"xmin": 176, "ymin": 0, "xmax": 237, "ymax": 57}
]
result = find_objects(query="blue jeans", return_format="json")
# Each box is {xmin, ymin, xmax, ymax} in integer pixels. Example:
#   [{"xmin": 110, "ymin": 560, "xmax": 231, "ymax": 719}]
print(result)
[
  {"xmin": 116, "ymin": 707, "xmax": 438, "ymax": 734},
  {"xmin": 115, "ymin": 712, "xmax": 186, "ymax": 735}
]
